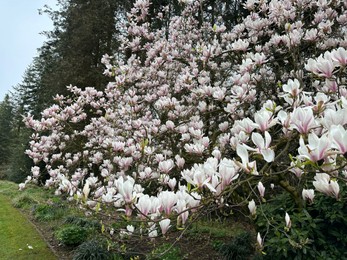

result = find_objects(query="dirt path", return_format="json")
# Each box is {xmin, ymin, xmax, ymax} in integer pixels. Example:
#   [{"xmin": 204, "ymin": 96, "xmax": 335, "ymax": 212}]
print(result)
[{"xmin": 0, "ymin": 194, "xmax": 57, "ymax": 260}]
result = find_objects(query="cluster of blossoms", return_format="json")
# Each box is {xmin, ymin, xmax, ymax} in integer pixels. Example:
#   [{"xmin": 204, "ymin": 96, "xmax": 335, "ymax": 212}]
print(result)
[{"xmin": 22, "ymin": 0, "xmax": 347, "ymax": 242}]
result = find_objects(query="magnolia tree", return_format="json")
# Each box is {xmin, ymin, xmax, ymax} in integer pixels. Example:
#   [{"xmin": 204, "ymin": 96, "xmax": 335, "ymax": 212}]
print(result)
[{"xmin": 22, "ymin": 0, "xmax": 347, "ymax": 252}]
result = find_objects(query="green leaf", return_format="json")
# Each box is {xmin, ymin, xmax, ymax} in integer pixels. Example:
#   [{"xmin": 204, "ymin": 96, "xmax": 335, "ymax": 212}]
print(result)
[{"xmin": 213, "ymin": 24, "xmax": 217, "ymax": 31}]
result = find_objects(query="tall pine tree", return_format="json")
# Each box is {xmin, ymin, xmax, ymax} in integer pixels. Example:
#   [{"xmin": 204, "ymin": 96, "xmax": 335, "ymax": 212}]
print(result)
[{"xmin": 0, "ymin": 95, "xmax": 14, "ymax": 168}]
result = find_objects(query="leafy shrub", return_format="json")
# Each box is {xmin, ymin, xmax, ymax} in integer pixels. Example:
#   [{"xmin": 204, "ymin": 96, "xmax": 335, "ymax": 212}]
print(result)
[
  {"xmin": 33, "ymin": 203, "xmax": 65, "ymax": 221},
  {"xmin": 255, "ymin": 187, "xmax": 347, "ymax": 259},
  {"xmin": 56, "ymin": 225, "xmax": 89, "ymax": 246},
  {"xmin": 218, "ymin": 231, "xmax": 255, "ymax": 260},
  {"xmin": 64, "ymin": 215, "xmax": 101, "ymax": 230},
  {"xmin": 73, "ymin": 239, "xmax": 114, "ymax": 260}
]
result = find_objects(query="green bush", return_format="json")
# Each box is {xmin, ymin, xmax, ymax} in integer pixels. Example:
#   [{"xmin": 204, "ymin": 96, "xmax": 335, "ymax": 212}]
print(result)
[
  {"xmin": 33, "ymin": 203, "xmax": 65, "ymax": 221},
  {"xmin": 73, "ymin": 239, "xmax": 114, "ymax": 260},
  {"xmin": 217, "ymin": 231, "xmax": 255, "ymax": 260},
  {"xmin": 64, "ymin": 215, "xmax": 101, "ymax": 230},
  {"xmin": 56, "ymin": 225, "xmax": 89, "ymax": 246},
  {"xmin": 255, "ymin": 187, "xmax": 347, "ymax": 259}
]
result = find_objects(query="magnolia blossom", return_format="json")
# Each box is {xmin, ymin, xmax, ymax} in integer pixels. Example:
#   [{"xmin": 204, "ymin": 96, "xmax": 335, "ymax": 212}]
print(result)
[
  {"xmin": 159, "ymin": 219, "xmax": 171, "ymax": 235},
  {"xmin": 321, "ymin": 108, "xmax": 347, "ymax": 128},
  {"xmin": 298, "ymin": 134, "xmax": 330, "ymax": 163},
  {"xmin": 331, "ymin": 47, "xmax": 347, "ymax": 66},
  {"xmin": 257, "ymin": 232, "xmax": 263, "ymax": 248},
  {"xmin": 248, "ymin": 199, "xmax": 257, "ymax": 216},
  {"xmin": 283, "ymin": 79, "xmax": 301, "ymax": 98},
  {"xmin": 247, "ymin": 131, "xmax": 275, "ymax": 162},
  {"xmin": 18, "ymin": 183, "xmax": 26, "ymax": 191},
  {"xmin": 136, "ymin": 195, "xmax": 152, "ymax": 217},
  {"xmin": 159, "ymin": 191, "xmax": 177, "ymax": 215},
  {"xmin": 235, "ymin": 118, "xmax": 257, "ymax": 134},
  {"xmin": 290, "ymin": 107, "xmax": 317, "ymax": 134},
  {"xmin": 313, "ymin": 173, "xmax": 340, "ymax": 199},
  {"xmin": 168, "ymin": 178, "xmax": 177, "ymax": 190},
  {"xmin": 329, "ymin": 125, "xmax": 347, "ymax": 155},
  {"xmin": 158, "ymin": 159, "xmax": 175, "ymax": 174},
  {"xmin": 31, "ymin": 166, "xmax": 40, "ymax": 178},
  {"xmin": 102, "ymin": 191, "xmax": 114, "ymax": 203},
  {"xmin": 302, "ymin": 189, "xmax": 315, "ymax": 203},
  {"xmin": 181, "ymin": 158, "xmax": 219, "ymax": 193},
  {"xmin": 257, "ymin": 182, "xmax": 265, "ymax": 198},
  {"xmin": 305, "ymin": 54, "xmax": 335, "ymax": 78},
  {"xmin": 82, "ymin": 181, "xmax": 90, "ymax": 199},
  {"xmin": 285, "ymin": 212, "xmax": 291, "ymax": 229},
  {"xmin": 236, "ymin": 144, "xmax": 258, "ymax": 175},
  {"xmin": 175, "ymin": 199, "xmax": 189, "ymax": 225},
  {"xmin": 148, "ymin": 223, "xmax": 158, "ymax": 238},
  {"xmin": 254, "ymin": 110, "xmax": 277, "ymax": 132},
  {"xmin": 290, "ymin": 162, "xmax": 304, "ymax": 178},
  {"xmin": 116, "ymin": 176, "xmax": 136, "ymax": 204},
  {"xmin": 120, "ymin": 225, "xmax": 135, "ymax": 238},
  {"xmin": 231, "ymin": 39, "xmax": 249, "ymax": 51},
  {"xmin": 218, "ymin": 158, "xmax": 239, "ymax": 188}
]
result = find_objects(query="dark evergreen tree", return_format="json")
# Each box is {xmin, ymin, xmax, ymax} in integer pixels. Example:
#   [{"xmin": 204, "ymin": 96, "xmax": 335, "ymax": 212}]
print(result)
[
  {"xmin": 0, "ymin": 95, "xmax": 15, "ymax": 168},
  {"xmin": 2, "ymin": 89, "xmax": 35, "ymax": 182},
  {"xmin": 37, "ymin": 0, "xmax": 126, "ymax": 101}
]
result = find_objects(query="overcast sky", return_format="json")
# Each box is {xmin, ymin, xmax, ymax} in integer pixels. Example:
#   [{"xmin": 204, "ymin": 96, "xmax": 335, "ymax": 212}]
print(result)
[{"xmin": 0, "ymin": 0, "xmax": 57, "ymax": 101}]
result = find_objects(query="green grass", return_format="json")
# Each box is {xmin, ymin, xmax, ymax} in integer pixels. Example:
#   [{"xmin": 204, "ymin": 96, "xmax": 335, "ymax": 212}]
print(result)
[
  {"xmin": 189, "ymin": 219, "xmax": 245, "ymax": 238},
  {"xmin": 148, "ymin": 243, "xmax": 182, "ymax": 260},
  {"xmin": 0, "ymin": 180, "xmax": 20, "ymax": 197},
  {"xmin": 0, "ymin": 194, "xmax": 57, "ymax": 260},
  {"xmin": 0, "ymin": 180, "xmax": 53, "ymax": 206}
]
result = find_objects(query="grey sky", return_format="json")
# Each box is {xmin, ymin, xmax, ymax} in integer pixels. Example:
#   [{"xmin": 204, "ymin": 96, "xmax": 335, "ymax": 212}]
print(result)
[{"xmin": 0, "ymin": 0, "xmax": 57, "ymax": 101}]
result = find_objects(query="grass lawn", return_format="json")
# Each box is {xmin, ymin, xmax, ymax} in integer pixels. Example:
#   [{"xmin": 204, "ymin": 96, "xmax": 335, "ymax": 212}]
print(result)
[{"xmin": 0, "ymin": 192, "xmax": 57, "ymax": 260}]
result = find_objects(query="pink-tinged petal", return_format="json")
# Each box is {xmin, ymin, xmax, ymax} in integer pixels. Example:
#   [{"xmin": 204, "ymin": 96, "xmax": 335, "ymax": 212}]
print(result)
[
  {"xmin": 330, "ymin": 180, "xmax": 340, "ymax": 199},
  {"xmin": 252, "ymin": 132, "xmax": 264, "ymax": 150},
  {"xmin": 330, "ymin": 125, "xmax": 347, "ymax": 154},
  {"xmin": 291, "ymin": 107, "xmax": 316, "ymax": 134},
  {"xmin": 302, "ymin": 189, "xmax": 315, "ymax": 203},
  {"xmin": 257, "ymin": 182, "xmax": 265, "ymax": 197},
  {"xmin": 248, "ymin": 199, "xmax": 256, "ymax": 215},
  {"xmin": 237, "ymin": 144, "xmax": 249, "ymax": 164},
  {"xmin": 159, "ymin": 219, "xmax": 171, "ymax": 235},
  {"xmin": 331, "ymin": 47, "xmax": 347, "ymax": 66},
  {"xmin": 317, "ymin": 136, "xmax": 330, "ymax": 160},
  {"xmin": 307, "ymin": 132, "xmax": 319, "ymax": 150},
  {"xmin": 317, "ymin": 60, "xmax": 335, "ymax": 78}
]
